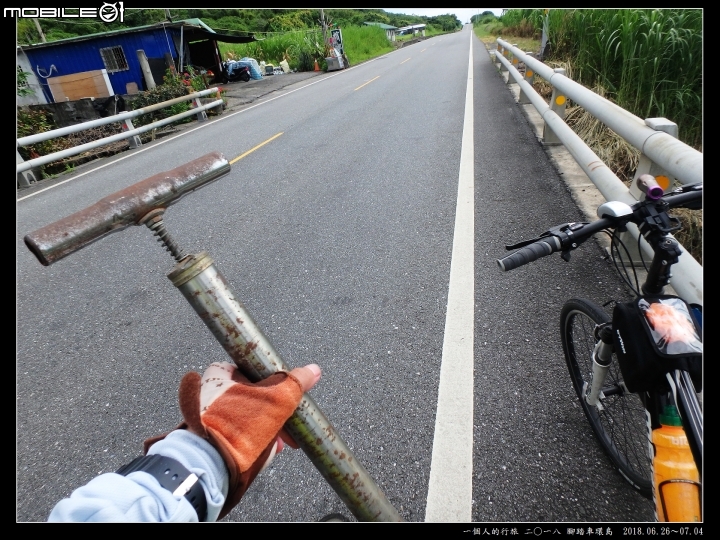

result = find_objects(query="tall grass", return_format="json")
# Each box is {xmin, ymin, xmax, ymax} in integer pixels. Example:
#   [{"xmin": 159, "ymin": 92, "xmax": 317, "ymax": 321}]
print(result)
[
  {"xmin": 340, "ymin": 25, "xmax": 394, "ymax": 64},
  {"xmin": 219, "ymin": 25, "xmax": 393, "ymax": 70},
  {"xmin": 497, "ymin": 8, "xmax": 544, "ymax": 38},
  {"xmin": 535, "ymin": 9, "xmax": 702, "ymax": 149}
]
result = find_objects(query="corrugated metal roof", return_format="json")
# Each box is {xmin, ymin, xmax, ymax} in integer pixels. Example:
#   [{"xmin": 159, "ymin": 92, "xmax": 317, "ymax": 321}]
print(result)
[
  {"xmin": 396, "ymin": 24, "xmax": 427, "ymax": 31},
  {"xmin": 20, "ymin": 20, "xmax": 255, "ymax": 50}
]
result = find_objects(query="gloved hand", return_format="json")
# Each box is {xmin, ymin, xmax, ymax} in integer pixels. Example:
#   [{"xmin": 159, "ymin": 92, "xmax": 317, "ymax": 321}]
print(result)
[{"xmin": 145, "ymin": 361, "xmax": 321, "ymax": 519}]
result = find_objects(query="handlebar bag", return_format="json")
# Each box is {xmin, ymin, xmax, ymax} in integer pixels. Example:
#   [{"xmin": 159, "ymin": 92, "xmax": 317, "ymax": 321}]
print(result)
[{"xmin": 612, "ymin": 295, "xmax": 702, "ymax": 392}]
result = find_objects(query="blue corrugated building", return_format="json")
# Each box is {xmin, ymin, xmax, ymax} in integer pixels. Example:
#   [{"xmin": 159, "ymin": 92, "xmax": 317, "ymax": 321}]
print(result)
[{"xmin": 19, "ymin": 19, "xmax": 255, "ymax": 103}]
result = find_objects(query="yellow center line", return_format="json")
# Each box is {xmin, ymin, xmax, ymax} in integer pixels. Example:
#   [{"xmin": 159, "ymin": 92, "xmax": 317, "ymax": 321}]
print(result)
[
  {"xmin": 354, "ymin": 76, "xmax": 380, "ymax": 91},
  {"xmin": 230, "ymin": 132, "xmax": 284, "ymax": 164},
  {"xmin": 400, "ymin": 58, "xmax": 411, "ymax": 64}
]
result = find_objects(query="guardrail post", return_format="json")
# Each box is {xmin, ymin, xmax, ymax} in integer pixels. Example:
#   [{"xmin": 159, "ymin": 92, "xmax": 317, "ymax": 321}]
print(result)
[
  {"xmin": 499, "ymin": 44, "xmax": 508, "ymax": 72},
  {"xmin": 618, "ymin": 118, "xmax": 683, "ymax": 266},
  {"xmin": 631, "ymin": 118, "xmax": 680, "ymax": 195},
  {"xmin": 519, "ymin": 52, "xmax": 535, "ymax": 104},
  {"xmin": 191, "ymin": 96, "xmax": 208, "ymax": 122},
  {"xmin": 122, "ymin": 119, "xmax": 143, "ymax": 148},
  {"xmin": 542, "ymin": 68, "xmax": 567, "ymax": 146},
  {"xmin": 17, "ymin": 150, "xmax": 39, "ymax": 188}
]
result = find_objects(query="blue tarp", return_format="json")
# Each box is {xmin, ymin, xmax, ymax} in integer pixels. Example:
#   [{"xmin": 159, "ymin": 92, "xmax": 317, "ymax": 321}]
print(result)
[
  {"xmin": 226, "ymin": 58, "xmax": 262, "ymax": 79},
  {"xmin": 229, "ymin": 57, "xmax": 262, "ymax": 80}
]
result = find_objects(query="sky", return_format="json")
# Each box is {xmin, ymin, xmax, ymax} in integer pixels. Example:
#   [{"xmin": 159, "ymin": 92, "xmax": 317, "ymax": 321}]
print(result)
[{"xmin": 383, "ymin": 8, "xmax": 504, "ymax": 24}]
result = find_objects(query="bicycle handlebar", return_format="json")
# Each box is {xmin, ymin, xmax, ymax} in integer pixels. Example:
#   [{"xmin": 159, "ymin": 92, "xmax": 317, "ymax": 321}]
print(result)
[
  {"xmin": 497, "ymin": 182, "xmax": 702, "ymax": 273},
  {"xmin": 497, "ymin": 217, "xmax": 613, "ymax": 272}
]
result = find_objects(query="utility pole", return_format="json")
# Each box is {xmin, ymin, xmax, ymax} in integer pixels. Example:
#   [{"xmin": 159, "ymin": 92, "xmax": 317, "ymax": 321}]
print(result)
[
  {"xmin": 320, "ymin": 9, "xmax": 328, "ymax": 55},
  {"xmin": 540, "ymin": 9, "xmax": 549, "ymax": 60},
  {"xmin": 33, "ymin": 18, "xmax": 46, "ymax": 43}
]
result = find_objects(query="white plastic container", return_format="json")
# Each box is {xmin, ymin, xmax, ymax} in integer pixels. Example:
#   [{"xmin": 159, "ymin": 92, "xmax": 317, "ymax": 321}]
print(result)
[{"xmin": 326, "ymin": 57, "xmax": 341, "ymax": 71}]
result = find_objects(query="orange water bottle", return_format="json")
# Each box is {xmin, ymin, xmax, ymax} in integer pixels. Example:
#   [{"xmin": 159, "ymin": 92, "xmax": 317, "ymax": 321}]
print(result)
[{"xmin": 652, "ymin": 405, "xmax": 701, "ymax": 521}]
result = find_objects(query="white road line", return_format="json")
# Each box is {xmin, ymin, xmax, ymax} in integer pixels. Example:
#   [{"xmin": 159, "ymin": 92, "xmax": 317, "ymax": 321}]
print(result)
[{"xmin": 424, "ymin": 27, "xmax": 475, "ymax": 523}]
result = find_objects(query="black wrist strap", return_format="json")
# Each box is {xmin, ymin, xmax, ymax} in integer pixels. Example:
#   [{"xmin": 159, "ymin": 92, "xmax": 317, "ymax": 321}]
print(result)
[{"xmin": 116, "ymin": 454, "xmax": 208, "ymax": 522}]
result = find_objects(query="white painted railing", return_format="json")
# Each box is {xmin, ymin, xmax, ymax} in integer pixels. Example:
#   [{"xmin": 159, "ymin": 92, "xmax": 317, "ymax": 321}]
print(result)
[
  {"xmin": 17, "ymin": 87, "xmax": 223, "ymax": 182},
  {"xmin": 493, "ymin": 38, "xmax": 702, "ymax": 305}
]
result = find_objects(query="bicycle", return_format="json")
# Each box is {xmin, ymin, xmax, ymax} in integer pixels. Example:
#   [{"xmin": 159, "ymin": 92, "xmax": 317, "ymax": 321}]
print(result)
[{"xmin": 496, "ymin": 175, "xmax": 702, "ymax": 522}]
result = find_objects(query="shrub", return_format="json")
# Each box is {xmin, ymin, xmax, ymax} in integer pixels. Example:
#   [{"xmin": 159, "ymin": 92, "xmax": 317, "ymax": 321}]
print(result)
[
  {"xmin": 129, "ymin": 70, "xmax": 193, "ymax": 128},
  {"xmin": 16, "ymin": 106, "xmax": 73, "ymax": 176}
]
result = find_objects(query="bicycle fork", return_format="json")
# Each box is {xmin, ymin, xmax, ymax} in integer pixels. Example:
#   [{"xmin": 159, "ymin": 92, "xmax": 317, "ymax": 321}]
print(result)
[{"xmin": 585, "ymin": 324, "xmax": 614, "ymax": 408}]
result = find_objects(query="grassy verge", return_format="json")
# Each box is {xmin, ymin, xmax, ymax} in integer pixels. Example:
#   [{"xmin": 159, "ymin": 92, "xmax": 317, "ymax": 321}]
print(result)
[
  {"xmin": 341, "ymin": 25, "xmax": 394, "ymax": 64},
  {"xmin": 474, "ymin": 23, "xmax": 538, "ymax": 53},
  {"xmin": 218, "ymin": 25, "xmax": 458, "ymax": 71}
]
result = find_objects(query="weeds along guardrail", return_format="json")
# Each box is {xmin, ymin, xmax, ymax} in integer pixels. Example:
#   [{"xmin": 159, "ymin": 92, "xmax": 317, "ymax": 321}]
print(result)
[
  {"xmin": 17, "ymin": 87, "xmax": 224, "ymax": 186},
  {"xmin": 492, "ymin": 38, "xmax": 703, "ymax": 305}
]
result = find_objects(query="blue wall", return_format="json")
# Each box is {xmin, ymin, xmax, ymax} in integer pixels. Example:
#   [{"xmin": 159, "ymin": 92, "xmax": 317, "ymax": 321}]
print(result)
[{"xmin": 24, "ymin": 28, "xmax": 180, "ymax": 103}]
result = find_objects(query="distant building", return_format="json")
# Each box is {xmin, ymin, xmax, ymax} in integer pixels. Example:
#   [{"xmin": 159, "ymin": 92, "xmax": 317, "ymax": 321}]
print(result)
[
  {"xmin": 363, "ymin": 21, "xmax": 398, "ymax": 41},
  {"xmin": 396, "ymin": 24, "xmax": 426, "ymax": 37}
]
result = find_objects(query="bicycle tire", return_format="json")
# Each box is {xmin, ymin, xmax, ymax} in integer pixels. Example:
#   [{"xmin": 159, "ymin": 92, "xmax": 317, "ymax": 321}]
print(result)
[{"xmin": 560, "ymin": 298, "xmax": 653, "ymax": 498}]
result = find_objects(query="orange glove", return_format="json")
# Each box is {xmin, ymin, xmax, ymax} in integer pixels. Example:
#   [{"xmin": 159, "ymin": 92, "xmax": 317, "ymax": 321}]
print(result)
[{"xmin": 146, "ymin": 362, "xmax": 320, "ymax": 519}]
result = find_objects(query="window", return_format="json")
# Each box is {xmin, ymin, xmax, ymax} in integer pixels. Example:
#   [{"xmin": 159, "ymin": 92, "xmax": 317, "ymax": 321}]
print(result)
[{"xmin": 99, "ymin": 46, "xmax": 129, "ymax": 73}]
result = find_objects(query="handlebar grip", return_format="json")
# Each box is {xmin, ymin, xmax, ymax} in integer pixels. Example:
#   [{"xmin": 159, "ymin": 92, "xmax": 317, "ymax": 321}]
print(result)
[{"xmin": 497, "ymin": 237, "xmax": 561, "ymax": 272}]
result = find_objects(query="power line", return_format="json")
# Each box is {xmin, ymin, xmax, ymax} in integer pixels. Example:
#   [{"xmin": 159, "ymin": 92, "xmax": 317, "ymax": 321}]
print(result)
[{"xmin": 213, "ymin": 26, "xmax": 320, "ymax": 36}]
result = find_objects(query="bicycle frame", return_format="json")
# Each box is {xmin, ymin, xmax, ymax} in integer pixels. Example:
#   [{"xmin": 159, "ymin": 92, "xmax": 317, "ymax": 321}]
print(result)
[{"xmin": 589, "ymin": 223, "xmax": 702, "ymax": 522}]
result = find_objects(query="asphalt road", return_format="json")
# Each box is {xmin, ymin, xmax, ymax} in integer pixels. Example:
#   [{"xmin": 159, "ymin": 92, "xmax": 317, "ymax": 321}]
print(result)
[{"xmin": 16, "ymin": 26, "xmax": 654, "ymax": 523}]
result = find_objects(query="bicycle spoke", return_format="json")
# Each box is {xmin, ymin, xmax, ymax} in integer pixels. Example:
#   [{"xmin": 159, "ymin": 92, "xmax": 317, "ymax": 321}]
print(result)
[{"xmin": 600, "ymin": 394, "xmax": 649, "ymax": 474}]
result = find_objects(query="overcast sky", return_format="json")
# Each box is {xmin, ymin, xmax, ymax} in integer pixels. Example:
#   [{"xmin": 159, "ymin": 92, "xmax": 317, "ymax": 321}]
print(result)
[{"xmin": 383, "ymin": 8, "xmax": 504, "ymax": 24}]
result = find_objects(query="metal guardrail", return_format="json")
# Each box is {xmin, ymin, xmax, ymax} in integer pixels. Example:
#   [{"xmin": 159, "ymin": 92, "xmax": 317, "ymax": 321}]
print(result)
[
  {"xmin": 16, "ymin": 87, "xmax": 224, "ymax": 181},
  {"xmin": 492, "ymin": 38, "xmax": 702, "ymax": 305}
]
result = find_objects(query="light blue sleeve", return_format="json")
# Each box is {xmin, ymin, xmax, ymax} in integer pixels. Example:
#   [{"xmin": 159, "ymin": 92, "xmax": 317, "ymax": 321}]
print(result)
[{"xmin": 48, "ymin": 430, "xmax": 229, "ymax": 522}]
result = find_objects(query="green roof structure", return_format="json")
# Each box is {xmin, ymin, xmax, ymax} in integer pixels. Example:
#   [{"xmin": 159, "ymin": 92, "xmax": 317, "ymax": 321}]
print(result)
[{"xmin": 363, "ymin": 22, "xmax": 398, "ymax": 30}]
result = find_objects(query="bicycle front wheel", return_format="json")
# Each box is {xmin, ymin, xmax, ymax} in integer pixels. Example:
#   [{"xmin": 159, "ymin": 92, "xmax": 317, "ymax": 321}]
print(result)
[{"xmin": 560, "ymin": 298, "xmax": 652, "ymax": 498}]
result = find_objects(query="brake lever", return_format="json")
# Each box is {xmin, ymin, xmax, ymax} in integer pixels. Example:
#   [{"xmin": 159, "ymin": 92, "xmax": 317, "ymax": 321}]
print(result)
[
  {"xmin": 504, "ymin": 223, "xmax": 585, "ymax": 251},
  {"xmin": 670, "ymin": 182, "xmax": 702, "ymax": 194},
  {"xmin": 504, "ymin": 231, "xmax": 557, "ymax": 251}
]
